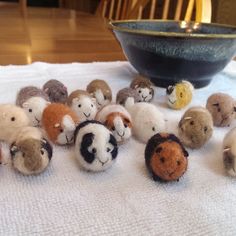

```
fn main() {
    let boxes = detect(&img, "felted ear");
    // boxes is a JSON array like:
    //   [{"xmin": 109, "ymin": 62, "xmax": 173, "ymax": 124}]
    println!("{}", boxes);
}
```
[
  {"xmin": 44, "ymin": 88, "xmax": 49, "ymax": 92},
  {"xmin": 134, "ymin": 84, "xmax": 139, "ymax": 89},
  {"xmin": 62, "ymin": 115, "xmax": 76, "ymax": 131},
  {"xmin": 22, "ymin": 102, "xmax": 29, "ymax": 108},
  {"xmin": 72, "ymin": 97, "xmax": 80, "ymax": 104},
  {"xmin": 91, "ymin": 97, "xmax": 97, "ymax": 104},
  {"xmin": 166, "ymin": 86, "xmax": 174, "ymax": 95},
  {"xmin": 10, "ymin": 144, "xmax": 19, "ymax": 156}
]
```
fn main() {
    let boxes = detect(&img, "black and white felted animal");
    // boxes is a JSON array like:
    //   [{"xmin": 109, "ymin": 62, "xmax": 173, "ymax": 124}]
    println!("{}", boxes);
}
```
[{"xmin": 74, "ymin": 120, "xmax": 118, "ymax": 172}]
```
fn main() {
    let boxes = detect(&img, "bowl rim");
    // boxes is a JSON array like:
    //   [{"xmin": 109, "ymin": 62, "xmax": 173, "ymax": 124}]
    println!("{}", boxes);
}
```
[{"xmin": 109, "ymin": 19, "xmax": 236, "ymax": 39}]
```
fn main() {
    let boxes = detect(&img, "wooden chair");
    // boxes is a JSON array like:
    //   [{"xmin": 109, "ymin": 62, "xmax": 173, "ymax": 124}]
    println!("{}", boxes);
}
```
[{"xmin": 96, "ymin": 0, "xmax": 211, "ymax": 23}]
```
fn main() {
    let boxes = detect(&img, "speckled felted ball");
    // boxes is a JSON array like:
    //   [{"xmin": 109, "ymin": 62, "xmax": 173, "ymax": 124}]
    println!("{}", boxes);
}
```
[
  {"xmin": 16, "ymin": 86, "xmax": 49, "ymax": 107},
  {"xmin": 166, "ymin": 80, "xmax": 194, "ymax": 110},
  {"xmin": 86, "ymin": 80, "xmax": 112, "ymax": 108},
  {"xmin": 222, "ymin": 127, "xmax": 236, "ymax": 177},
  {"xmin": 145, "ymin": 133, "xmax": 188, "ymax": 182},
  {"xmin": 206, "ymin": 93, "xmax": 236, "ymax": 127},
  {"xmin": 130, "ymin": 75, "xmax": 154, "ymax": 102},
  {"xmin": 116, "ymin": 87, "xmax": 140, "ymax": 107},
  {"xmin": 42, "ymin": 103, "xmax": 79, "ymax": 145},
  {"xmin": 178, "ymin": 107, "xmax": 213, "ymax": 149},
  {"xmin": 43, "ymin": 79, "xmax": 68, "ymax": 104}
]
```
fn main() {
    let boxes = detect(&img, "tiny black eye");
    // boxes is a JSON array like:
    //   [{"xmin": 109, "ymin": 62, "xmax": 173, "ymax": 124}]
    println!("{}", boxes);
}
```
[
  {"xmin": 61, "ymin": 92, "xmax": 65, "ymax": 96},
  {"xmin": 92, "ymin": 148, "xmax": 96, "ymax": 154},
  {"xmin": 11, "ymin": 117, "xmax": 15, "ymax": 121},
  {"xmin": 22, "ymin": 153, "xmax": 25, "ymax": 158},
  {"xmin": 180, "ymin": 92, "xmax": 183, "ymax": 98},
  {"xmin": 60, "ymin": 129, "xmax": 63, "ymax": 133},
  {"xmin": 160, "ymin": 157, "xmax": 165, "ymax": 163},
  {"xmin": 177, "ymin": 160, "xmax": 181, "ymax": 166},
  {"xmin": 41, "ymin": 150, "xmax": 44, "ymax": 155},
  {"xmin": 29, "ymin": 109, "xmax": 32, "ymax": 113},
  {"xmin": 190, "ymin": 121, "xmax": 194, "ymax": 125},
  {"xmin": 107, "ymin": 148, "xmax": 111, "ymax": 152},
  {"xmin": 112, "ymin": 126, "xmax": 115, "ymax": 131},
  {"xmin": 104, "ymin": 95, "xmax": 107, "ymax": 100},
  {"xmin": 204, "ymin": 127, "xmax": 208, "ymax": 133},
  {"xmin": 91, "ymin": 104, "xmax": 93, "ymax": 108},
  {"xmin": 152, "ymin": 127, "xmax": 155, "ymax": 132},
  {"xmin": 218, "ymin": 108, "xmax": 221, "ymax": 112},
  {"xmin": 149, "ymin": 91, "xmax": 152, "ymax": 95},
  {"xmin": 78, "ymin": 104, "xmax": 81, "ymax": 108},
  {"xmin": 124, "ymin": 124, "xmax": 128, "ymax": 128},
  {"xmin": 138, "ymin": 90, "xmax": 141, "ymax": 93}
]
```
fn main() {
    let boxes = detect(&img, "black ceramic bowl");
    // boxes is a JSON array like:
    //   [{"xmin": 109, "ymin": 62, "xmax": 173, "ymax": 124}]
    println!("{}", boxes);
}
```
[{"xmin": 110, "ymin": 20, "xmax": 236, "ymax": 88}]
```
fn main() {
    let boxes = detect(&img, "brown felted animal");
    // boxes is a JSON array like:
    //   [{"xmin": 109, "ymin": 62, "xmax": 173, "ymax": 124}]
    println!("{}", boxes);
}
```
[
  {"xmin": 43, "ymin": 79, "xmax": 68, "ymax": 104},
  {"xmin": 116, "ymin": 87, "xmax": 140, "ymax": 107},
  {"xmin": 42, "ymin": 103, "xmax": 79, "ymax": 145},
  {"xmin": 206, "ymin": 93, "xmax": 236, "ymax": 127},
  {"xmin": 145, "ymin": 133, "xmax": 188, "ymax": 182},
  {"xmin": 86, "ymin": 79, "xmax": 112, "ymax": 108},
  {"xmin": 178, "ymin": 107, "xmax": 213, "ymax": 149},
  {"xmin": 130, "ymin": 75, "xmax": 154, "ymax": 102}
]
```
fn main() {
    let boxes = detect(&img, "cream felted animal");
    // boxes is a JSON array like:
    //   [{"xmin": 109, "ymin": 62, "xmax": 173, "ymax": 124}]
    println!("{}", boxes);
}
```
[
  {"xmin": 10, "ymin": 127, "xmax": 53, "ymax": 175},
  {"xmin": 86, "ymin": 79, "xmax": 112, "ymax": 109},
  {"xmin": 222, "ymin": 128, "xmax": 236, "ymax": 177},
  {"xmin": 126, "ymin": 102, "xmax": 165, "ymax": 143},
  {"xmin": 96, "ymin": 104, "xmax": 132, "ymax": 144},
  {"xmin": 16, "ymin": 86, "xmax": 50, "ymax": 127},
  {"xmin": 67, "ymin": 90, "xmax": 97, "ymax": 122}
]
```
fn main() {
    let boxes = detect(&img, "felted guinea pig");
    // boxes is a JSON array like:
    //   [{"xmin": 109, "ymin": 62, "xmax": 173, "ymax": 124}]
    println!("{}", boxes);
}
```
[
  {"xmin": 0, "ymin": 104, "xmax": 30, "ymax": 143},
  {"xmin": 166, "ymin": 80, "xmax": 194, "ymax": 110},
  {"xmin": 178, "ymin": 107, "xmax": 213, "ymax": 149},
  {"xmin": 206, "ymin": 93, "xmax": 236, "ymax": 127},
  {"xmin": 116, "ymin": 87, "xmax": 140, "ymax": 108},
  {"xmin": 43, "ymin": 79, "xmax": 68, "ymax": 104},
  {"xmin": 130, "ymin": 75, "xmax": 154, "ymax": 102},
  {"xmin": 42, "ymin": 103, "xmax": 79, "ymax": 145},
  {"xmin": 10, "ymin": 127, "xmax": 53, "ymax": 175},
  {"xmin": 74, "ymin": 120, "xmax": 118, "ymax": 172},
  {"xmin": 127, "ymin": 102, "xmax": 165, "ymax": 143},
  {"xmin": 16, "ymin": 86, "xmax": 50, "ymax": 127},
  {"xmin": 87, "ymin": 79, "xmax": 112, "ymax": 108},
  {"xmin": 67, "ymin": 90, "xmax": 97, "ymax": 122},
  {"xmin": 222, "ymin": 127, "xmax": 236, "ymax": 177},
  {"xmin": 145, "ymin": 133, "xmax": 188, "ymax": 182},
  {"xmin": 96, "ymin": 104, "xmax": 132, "ymax": 144}
]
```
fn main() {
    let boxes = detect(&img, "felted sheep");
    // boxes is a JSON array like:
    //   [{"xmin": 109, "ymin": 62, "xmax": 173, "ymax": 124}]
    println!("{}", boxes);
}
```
[
  {"xmin": 166, "ymin": 80, "xmax": 194, "ymax": 110},
  {"xmin": 67, "ymin": 90, "xmax": 97, "ymax": 122},
  {"xmin": 96, "ymin": 104, "xmax": 132, "ymax": 144},
  {"xmin": 126, "ymin": 102, "xmax": 165, "ymax": 143},
  {"xmin": 43, "ymin": 79, "xmax": 68, "ymax": 104},
  {"xmin": 74, "ymin": 120, "xmax": 118, "ymax": 172},
  {"xmin": 130, "ymin": 75, "xmax": 154, "ymax": 102},
  {"xmin": 16, "ymin": 86, "xmax": 50, "ymax": 127},
  {"xmin": 206, "ymin": 93, "xmax": 236, "ymax": 127},
  {"xmin": 145, "ymin": 133, "xmax": 188, "ymax": 182},
  {"xmin": 10, "ymin": 127, "xmax": 53, "ymax": 175},
  {"xmin": 42, "ymin": 103, "xmax": 79, "ymax": 145},
  {"xmin": 86, "ymin": 79, "xmax": 112, "ymax": 108},
  {"xmin": 222, "ymin": 127, "xmax": 236, "ymax": 177},
  {"xmin": 116, "ymin": 87, "xmax": 140, "ymax": 108},
  {"xmin": 178, "ymin": 107, "xmax": 213, "ymax": 149}
]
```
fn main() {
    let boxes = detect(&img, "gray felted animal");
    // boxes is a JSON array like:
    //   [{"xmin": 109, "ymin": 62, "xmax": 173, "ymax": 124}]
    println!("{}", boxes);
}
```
[
  {"xmin": 43, "ymin": 79, "xmax": 68, "ymax": 104},
  {"xmin": 178, "ymin": 107, "xmax": 213, "ymax": 149},
  {"xmin": 116, "ymin": 87, "xmax": 140, "ymax": 108},
  {"xmin": 206, "ymin": 93, "xmax": 236, "ymax": 127}
]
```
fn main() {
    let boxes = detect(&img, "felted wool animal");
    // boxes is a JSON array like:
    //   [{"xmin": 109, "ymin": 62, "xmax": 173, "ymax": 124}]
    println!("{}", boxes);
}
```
[
  {"xmin": 166, "ymin": 80, "xmax": 194, "ymax": 110},
  {"xmin": 43, "ymin": 79, "xmax": 68, "ymax": 104},
  {"xmin": 0, "ymin": 104, "xmax": 30, "ymax": 143},
  {"xmin": 206, "ymin": 93, "xmax": 236, "ymax": 127},
  {"xmin": 42, "ymin": 103, "xmax": 79, "ymax": 145},
  {"xmin": 67, "ymin": 90, "xmax": 97, "ymax": 122},
  {"xmin": 130, "ymin": 75, "xmax": 154, "ymax": 102},
  {"xmin": 145, "ymin": 133, "xmax": 188, "ymax": 182},
  {"xmin": 16, "ymin": 86, "xmax": 50, "ymax": 127},
  {"xmin": 86, "ymin": 79, "xmax": 112, "ymax": 108},
  {"xmin": 74, "ymin": 120, "xmax": 118, "ymax": 172},
  {"xmin": 127, "ymin": 102, "xmax": 165, "ymax": 143},
  {"xmin": 10, "ymin": 127, "xmax": 53, "ymax": 175},
  {"xmin": 116, "ymin": 87, "xmax": 140, "ymax": 108},
  {"xmin": 178, "ymin": 107, "xmax": 213, "ymax": 149},
  {"xmin": 222, "ymin": 127, "xmax": 236, "ymax": 177},
  {"xmin": 96, "ymin": 104, "xmax": 132, "ymax": 144}
]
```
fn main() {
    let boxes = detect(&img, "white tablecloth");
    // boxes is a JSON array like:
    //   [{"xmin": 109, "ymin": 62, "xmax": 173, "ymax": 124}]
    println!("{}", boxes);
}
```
[{"xmin": 0, "ymin": 61, "xmax": 236, "ymax": 236}]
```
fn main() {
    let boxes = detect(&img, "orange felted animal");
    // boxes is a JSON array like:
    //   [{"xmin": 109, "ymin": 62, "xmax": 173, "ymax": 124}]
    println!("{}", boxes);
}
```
[{"xmin": 42, "ymin": 103, "xmax": 79, "ymax": 145}]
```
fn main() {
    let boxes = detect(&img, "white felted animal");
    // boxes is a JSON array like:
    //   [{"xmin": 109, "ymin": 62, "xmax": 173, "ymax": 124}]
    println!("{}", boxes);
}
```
[
  {"xmin": 0, "ymin": 104, "xmax": 30, "ymax": 143},
  {"xmin": 127, "ymin": 102, "xmax": 165, "ymax": 143},
  {"xmin": 74, "ymin": 121, "xmax": 118, "ymax": 172},
  {"xmin": 96, "ymin": 104, "xmax": 132, "ymax": 144},
  {"xmin": 10, "ymin": 127, "xmax": 53, "ymax": 175},
  {"xmin": 223, "ymin": 127, "xmax": 236, "ymax": 177},
  {"xmin": 67, "ymin": 90, "xmax": 97, "ymax": 122}
]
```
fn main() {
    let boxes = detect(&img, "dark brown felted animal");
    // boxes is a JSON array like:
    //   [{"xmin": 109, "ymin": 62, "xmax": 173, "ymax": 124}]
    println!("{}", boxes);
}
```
[
  {"xmin": 145, "ymin": 133, "xmax": 188, "ymax": 182},
  {"xmin": 206, "ymin": 93, "xmax": 236, "ymax": 127},
  {"xmin": 43, "ymin": 79, "xmax": 68, "ymax": 104},
  {"xmin": 67, "ymin": 90, "xmax": 92, "ymax": 107},
  {"xmin": 16, "ymin": 86, "xmax": 49, "ymax": 107},
  {"xmin": 116, "ymin": 87, "xmax": 140, "ymax": 106},
  {"xmin": 178, "ymin": 107, "xmax": 213, "ymax": 149}
]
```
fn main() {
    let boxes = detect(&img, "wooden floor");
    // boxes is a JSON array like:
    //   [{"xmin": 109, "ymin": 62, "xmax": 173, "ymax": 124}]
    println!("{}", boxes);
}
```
[{"xmin": 0, "ymin": 6, "xmax": 125, "ymax": 65}]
